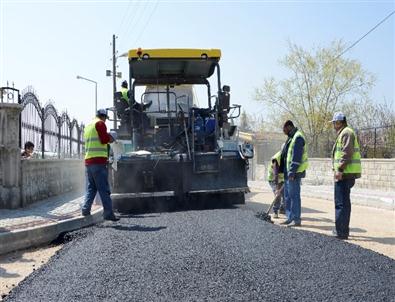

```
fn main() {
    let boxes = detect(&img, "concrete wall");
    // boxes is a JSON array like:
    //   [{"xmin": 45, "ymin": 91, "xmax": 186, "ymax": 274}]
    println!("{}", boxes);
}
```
[
  {"xmin": 21, "ymin": 159, "xmax": 84, "ymax": 207},
  {"xmin": 254, "ymin": 158, "xmax": 395, "ymax": 191}
]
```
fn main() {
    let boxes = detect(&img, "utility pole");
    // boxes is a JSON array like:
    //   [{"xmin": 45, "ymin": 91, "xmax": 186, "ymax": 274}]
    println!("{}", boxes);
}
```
[{"xmin": 112, "ymin": 34, "xmax": 117, "ymax": 130}]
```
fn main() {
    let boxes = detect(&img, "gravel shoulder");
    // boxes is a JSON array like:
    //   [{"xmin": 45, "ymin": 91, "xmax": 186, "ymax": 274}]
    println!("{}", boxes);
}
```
[
  {"xmin": 0, "ymin": 245, "xmax": 62, "ymax": 300},
  {"xmin": 3, "ymin": 205, "xmax": 394, "ymax": 302},
  {"xmin": 248, "ymin": 185, "xmax": 395, "ymax": 259}
]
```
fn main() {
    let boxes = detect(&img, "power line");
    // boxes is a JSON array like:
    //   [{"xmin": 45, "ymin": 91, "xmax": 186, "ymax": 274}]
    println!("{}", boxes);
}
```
[
  {"xmin": 133, "ymin": 0, "xmax": 160, "ymax": 45},
  {"xmin": 335, "ymin": 10, "xmax": 395, "ymax": 59},
  {"xmin": 117, "ymin": 0, "xmax": 136, "ymax": 36},
  {"xmin": 118, "ymin": 0, "xmax": 143, "ymax": 50},
  {"xmin": 120, "ymin": 0, "xmax": 151, "ymax": 50}
]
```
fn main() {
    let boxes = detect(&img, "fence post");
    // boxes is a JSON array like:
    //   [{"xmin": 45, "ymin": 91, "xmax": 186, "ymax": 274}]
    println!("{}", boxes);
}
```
[
  {"xmin": 57, "ymin": 117, "xmax": 61, "ymax": 159},
  {"xmin": 41, "ymin": 108, "xmax": 45, "ymax": 159},
  {"xmin": 374, "ymin": 127, "xmax": 377, "ymax": 158},
  {"xmin": 69, "ymin": 127, "xmax": 72, "ymax": 158},
  {"xmin": 18, "ymin": 93, "xmax": 22, "ymax": 149},
  {"xmin": 77, "ymin": 127, "xmax": 81, "ymax": 158}
]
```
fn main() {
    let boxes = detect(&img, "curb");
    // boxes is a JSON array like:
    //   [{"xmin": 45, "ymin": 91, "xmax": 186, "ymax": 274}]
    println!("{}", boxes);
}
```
[{"xmin": 0, "ymin": 209, "xmax": 103, "ymax": 256}]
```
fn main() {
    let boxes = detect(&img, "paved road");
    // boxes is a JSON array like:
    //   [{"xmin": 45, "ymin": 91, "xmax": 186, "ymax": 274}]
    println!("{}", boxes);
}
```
[{"xmin": 5, "ymin": 203, "xmax": 395, "ymax": 302}]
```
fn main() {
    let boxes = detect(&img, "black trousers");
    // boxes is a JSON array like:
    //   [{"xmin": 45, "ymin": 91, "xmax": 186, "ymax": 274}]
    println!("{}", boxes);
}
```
[{"xmin": 334, "ymin": 178, "xmax": 355, "ymax": 237}]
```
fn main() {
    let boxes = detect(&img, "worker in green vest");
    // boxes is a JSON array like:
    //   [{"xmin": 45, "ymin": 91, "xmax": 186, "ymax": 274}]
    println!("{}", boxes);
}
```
[
  {"xmin": 331, "ymin": 112, "xmax": 362, "ymax": 240},
  {"xmin": 279, "ymin": 120, "xmax": 308, "ymax": 227},
  {"xmin": 267, "ymin": 150, "xmax": 285, "ymax": 218},
  {"xmin": 81, "ymin": 109, "xmax": 119, "ymax": 221},
  {"xmin": 121, "ymin": 80, "xmax": 129, "ymax": 104}
]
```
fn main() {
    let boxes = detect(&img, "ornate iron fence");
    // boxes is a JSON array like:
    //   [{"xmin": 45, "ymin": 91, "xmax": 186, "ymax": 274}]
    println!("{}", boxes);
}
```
[
  {"xmin": 356, "ymin": 125, "xmax": 395, "ymax": 159},
  {"xmin": 1, "ymin": 86, "xmax": 84, "ymax": 158}
]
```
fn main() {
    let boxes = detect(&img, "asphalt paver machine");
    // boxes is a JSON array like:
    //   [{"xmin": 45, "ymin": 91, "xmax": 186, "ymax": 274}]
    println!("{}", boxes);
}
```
[{"xmin": 110, "ymin": 48, "xmax": 253, "ymax": 213}]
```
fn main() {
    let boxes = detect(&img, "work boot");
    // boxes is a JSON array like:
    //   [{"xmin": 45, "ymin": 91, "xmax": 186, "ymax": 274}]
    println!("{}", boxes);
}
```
[
  {"xmin": 104, "ymin": 214, "xmax": 120, "ymax": 222},
  {"xmin": 82, "ymin": 210, "xmax": 91, "ymax": 217},
  {"xmin": 287, "ymin": 221, "xmax": 301, "ymax": 227},
  {"xmin": 332, "ymin": 229, "xmax": 348, "ymax": 240},
  {"xmin": 280, "ymin": 219, "xmax": 292, "ymax": 225}
]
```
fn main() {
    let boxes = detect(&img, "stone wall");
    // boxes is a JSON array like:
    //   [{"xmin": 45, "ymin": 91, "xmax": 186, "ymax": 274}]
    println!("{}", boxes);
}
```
[
  {"xmin": 21, "ymin": 159, "xmax": 84, "ymax": 207},
  {"xmin": 255, "ymin": 158, "xmax": 395, "ymax": 191},
  {"xmin": 0, "ymin": 103, "xmax": 22, "ymax": 208},
  {"xmin": 1, "ymin": 101, "xmax": 85, "ymax": 209},
  {"xmin": 304, "ymin": 158, "xmax": 395, "ymax": 191}
]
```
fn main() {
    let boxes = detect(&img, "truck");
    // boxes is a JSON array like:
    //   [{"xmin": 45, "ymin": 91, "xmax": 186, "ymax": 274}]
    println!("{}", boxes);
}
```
[{"xmin": 110, "ymin": 48, "xmax": 253, "ymax": 213}]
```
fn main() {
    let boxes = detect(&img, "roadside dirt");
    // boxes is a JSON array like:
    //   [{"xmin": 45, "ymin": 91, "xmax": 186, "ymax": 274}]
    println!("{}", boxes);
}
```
[
  {"xmin": 0, "ymin": 245, "xmax": 62, "ymax": 300},
  {"xmin": 249, "ymin": 188, "xmax": 395, "ymax": 259}
]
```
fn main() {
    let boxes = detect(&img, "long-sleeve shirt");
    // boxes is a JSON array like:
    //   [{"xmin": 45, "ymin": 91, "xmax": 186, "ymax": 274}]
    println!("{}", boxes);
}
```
[{"xmin": 85, "ymin": 120, "xmax": 111, "ymax": 166}]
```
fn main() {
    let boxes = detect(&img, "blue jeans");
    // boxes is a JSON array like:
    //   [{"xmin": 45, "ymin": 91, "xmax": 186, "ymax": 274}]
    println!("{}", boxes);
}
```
[
  {"xmin": 269, "ymin": 181, "xmax": 285, "ymax": 213},
  {"xmin": 284, "ymin": 177, "xmax": 301, "ymax": 223},
  {"xmin": 334, "ymin": 178, "xmax": 355, "ymax": 237},
  {"xmin": 82, "ymin": 164, "xmax": 114, "ymax": 218}
]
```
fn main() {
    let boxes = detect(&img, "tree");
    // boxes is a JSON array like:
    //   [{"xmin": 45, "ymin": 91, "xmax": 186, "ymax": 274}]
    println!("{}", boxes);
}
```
[
  {"xmin": 344, "ymin": 99, "xmax": 395, "ymax": 158},
  {"xmin": 254, "ymin": 40, "xmax": 376, "ymax": 156},
  {"xmin": 239, "ymin": 110, "xmax": 251, "ymax": 131}
]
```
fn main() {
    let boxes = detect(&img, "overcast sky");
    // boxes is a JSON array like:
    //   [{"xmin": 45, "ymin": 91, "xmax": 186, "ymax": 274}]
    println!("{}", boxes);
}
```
[{"xmin": 1, "ymin": 0, "xmax": 394, "ymax": 126}]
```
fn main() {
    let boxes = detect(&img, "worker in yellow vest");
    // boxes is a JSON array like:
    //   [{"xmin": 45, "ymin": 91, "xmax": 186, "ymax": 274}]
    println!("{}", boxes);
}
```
[
  {"xmin": 120, "ymin": 80, "xmax": 129, "ymax": 105},
  {"xmin": 267, "ymin": 150, "xmax": 285, "ymax": 218},
  {"xmin": 279, "ymin": 120, "xmax": 308, "ymax": 227},
  {"xmin": 331, "ymin": 112, "xmax": 362, "ymax": 240},
  {"xmin": 81, "ymin": 109, "xmax": 119, "ymax": 221}
]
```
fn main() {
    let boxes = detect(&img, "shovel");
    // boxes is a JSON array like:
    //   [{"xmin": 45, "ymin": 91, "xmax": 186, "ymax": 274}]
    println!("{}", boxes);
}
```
[{"xmin": 255, "ymin": 184, "xmax": 284, "ymax": 223}]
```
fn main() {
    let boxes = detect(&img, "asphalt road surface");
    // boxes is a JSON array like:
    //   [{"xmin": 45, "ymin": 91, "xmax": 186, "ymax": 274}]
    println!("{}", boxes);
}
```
[{"xmin": 4, "ymin": 202, "xmax": 395, "ymax": 301}]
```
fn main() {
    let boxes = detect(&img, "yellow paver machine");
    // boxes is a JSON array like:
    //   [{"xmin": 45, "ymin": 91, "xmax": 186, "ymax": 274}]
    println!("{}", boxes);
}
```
[{"xmin": 110, "ymin": 48, "xmax": 253, "ymax": 212}]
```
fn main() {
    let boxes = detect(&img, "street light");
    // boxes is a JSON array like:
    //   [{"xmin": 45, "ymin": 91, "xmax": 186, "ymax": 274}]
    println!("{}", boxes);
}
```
[{"xmin": 76, "ymin": 75, "xmax": 97, "ymax": 114}]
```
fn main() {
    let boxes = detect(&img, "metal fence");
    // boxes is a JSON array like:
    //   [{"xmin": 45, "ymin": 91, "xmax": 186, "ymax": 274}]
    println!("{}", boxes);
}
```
[
  {"xmin": 306, "ymin": 125, "xmax": 395, "ymax": 159},
  {"xmin": 1, "ymin": 86, "xmax": 84, "ymax": 158},
  {"xmin": 356, "ymin": 125, "xmax": 395, "ymax": 158},
  {"xmin": 251, "ymin": 124, "xmax": 395, "ymax": 162}
]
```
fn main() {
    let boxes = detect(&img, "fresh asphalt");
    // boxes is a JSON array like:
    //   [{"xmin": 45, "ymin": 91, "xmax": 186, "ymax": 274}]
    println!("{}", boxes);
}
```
[{"xmin": 4, "ymin": 202, "xmax": 395, "ymax": 302}]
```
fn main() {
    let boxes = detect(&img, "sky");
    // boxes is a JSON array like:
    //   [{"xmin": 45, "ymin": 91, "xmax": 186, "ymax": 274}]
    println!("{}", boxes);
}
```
[{"xmin": 1, "ymin": 0, "xmax": 394, "ymax": 127}]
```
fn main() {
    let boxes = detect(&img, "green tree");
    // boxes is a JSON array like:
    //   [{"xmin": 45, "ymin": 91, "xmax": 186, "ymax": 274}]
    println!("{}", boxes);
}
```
[{"xmin": 254, "ymin": 40, "xmax": 375, "ymax": 156}]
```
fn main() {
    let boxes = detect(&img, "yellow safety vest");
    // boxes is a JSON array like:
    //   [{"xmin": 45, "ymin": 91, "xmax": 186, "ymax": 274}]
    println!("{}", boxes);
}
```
[
  {"xmin": 267, "ymin": 151, "xmax": 285, "ymax": 182},
  {"xmin": 332, "ymin": 126, "xmax": 362, "ymax": 174},
  {"xmin": 84, "ymin": 118, "xmax": 108, "ymax": 160},
  {"xmin": 286, "ymin": 130, "xmax": 308, "ymax": 173},
  {"xmin": 121, "ymin": 87, "xmax": 129, "ymax": 104}
]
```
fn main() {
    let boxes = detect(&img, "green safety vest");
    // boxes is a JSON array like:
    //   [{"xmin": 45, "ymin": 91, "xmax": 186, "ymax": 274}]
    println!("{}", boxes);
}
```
[
  {"xmin": 332, "ymin": 126, "xmax": 362, "ymax": 174},
  {"xmin": 286, "ymin": 130, "xmax": 308, "ymax": 173},
  {"xmin": 121, "ymin": 87, "xmax": 129, "ymax": 104},
  {"xmin": 84, "ymin": 118, "xmax": 108, "ymax": 160},
  {"xmin": 267, "ymin": 151, "xmax": 284, "ymax": 182}
]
